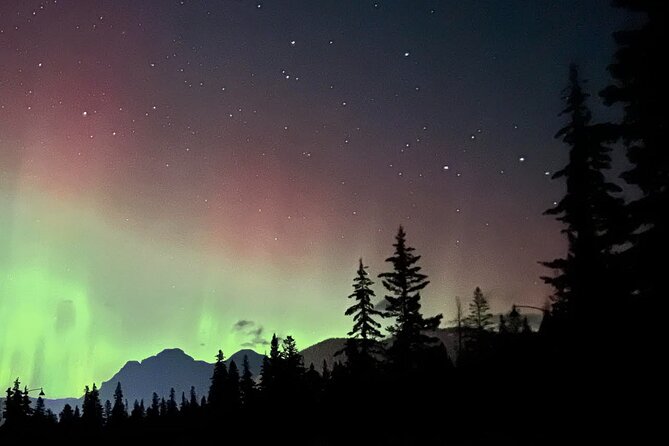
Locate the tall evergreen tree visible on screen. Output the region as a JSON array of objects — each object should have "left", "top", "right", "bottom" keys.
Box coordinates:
[
  {"left": 208, "top": 349, "right": 228, "bottom": 411},
  {"left": 3, "top": 378, "right": 29, "bottom": 423},
  {"left": 159, "top": 398, "right": 167, "bottom": 418},
  {"left": 506, "top": 305, "right": 523, "bottom": 334},
  {"left": 281, "top": 335, "right": 304, "bottom": 376},
  {"left": 600, "top": 2, "right": 668, "bottom": 338},
  {"left": 167, "top": 388, "right": 179, "bottom": 417},
  {"left": 240, "top": 354, "right": 256, "bottom": 406},
  {"left": 542, "top": 64, "right": 624, "bottom": 334},
  {"left": 130, "top": 400, "right": 145, "bottom": 420},
  {"left": 343, "top": 259, "right": 384, "bottom": 365},
  {"left": 21, "top": 387, "right": 31, "bottom": 417},
  {"left": 180, "top": 391, "right": 188, "bottom": 413},
  {"left": 59, "top": 403, "right": 75, "bottom": 425},
  {"left": 464, "top": 287, "right": 493, "bottom": 332},
  {"left": 111, "top": 382, "right": 127, "bottom": 425},
  {"left": 147, "top": 392, "right": 160, "bottom": 419},
  {"left": 225, "top": 361, "right": 242, "bottom": 410},
  {"left": 104, "top": 400, "right": 112, "bottom": 423},
  {"left": 189, "top": 386, "right": 199, "bottom": 409},
  {"left": 33, "top": 394, "right": 46, "bottom": 420},
  {"left": 260, "top": 334, "right": 281, "bottom": 393},
  {"left": 81, "top": 384, "right": 103, "bottom": 429},
  {"left": 378, "top": 226, "right": 443, "bottom": 368}
]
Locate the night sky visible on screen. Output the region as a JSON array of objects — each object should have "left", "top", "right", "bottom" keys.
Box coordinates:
[{"left": 0, "top": 0, "right": 630, "bottom": 397}]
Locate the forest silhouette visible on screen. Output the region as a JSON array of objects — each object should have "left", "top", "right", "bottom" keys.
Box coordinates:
[{"left": 1, "top": 1, "right": 664, "bottom": 444}]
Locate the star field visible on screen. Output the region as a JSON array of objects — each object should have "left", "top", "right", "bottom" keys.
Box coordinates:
[{"left": 0, "top": 0, "right": 629, "bottom": 397}]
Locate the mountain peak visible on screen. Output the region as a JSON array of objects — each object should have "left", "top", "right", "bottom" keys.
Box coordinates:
[{"left": 140, "top": 348, "right": 194, "bottom": 365}]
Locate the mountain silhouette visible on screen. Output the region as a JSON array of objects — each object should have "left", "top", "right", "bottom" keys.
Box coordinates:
[
  {"left": 99, "top": 348, "right": 264, "bottom": 405},
  {"left": 299, "top": 328, "right": 461, "bottom": 372}
]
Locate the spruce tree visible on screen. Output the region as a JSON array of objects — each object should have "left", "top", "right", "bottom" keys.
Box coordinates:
[
  {"left": 111, "top": 382, "right": 127, "bottom": 425},
  {"left": 180, "top": 391, "right": 188, "bottom": 413},
  {"left": 260, "top": 335, "right": 281, "bottom": 393},
  {"left": 208, "top": 349, "right": 228, "bottom": 412},
  {"left": 506, "top": 305, "right": 523, "bottom": 334},
  {"left": 33, "top": 394, "right": 46, "bottom": 420},
  {"left": 59, "top": 404, "right": 75, "bottom": 425},
  {"left": 464, "top": 287, "right": 493, "bottom": 332},
  {"left": 240, "top": 354, "right": 256, "bottom": 406},
  {"left": 543, "top": 64, "right": 624, "bottom": 334},
  {"left": 103, "top": 400, "right": 112, "bottom": 424},
  {"left": 379, "top": 226, "right": 443, "bottom": 368},
  {"left": 281, "top": 335, "right": 304, "bottom": 377},
  {"left": 130, "top": 400, "right": 145, "bottom": 420},
  {"left": 82, "top": 384, "right": 103, "bottom": 429},
  {"left": 343, "top": 259, "right": 384, "bottom": 366},
  {"left": 147, "top": 392, "right": 160, "bottom": 419},
  {"left": 189, "top": 386, "right": 199, "bottom": 409},
  {"left": 167, "top": 388, "right": 179, "bottom": 417},
  {"left": 600, "top": 2, "right": 668, "bottom": 342},
  {"left": 225, "top": 361, "right": 241, "bottom": 410},
  {"left": 3, "top": 379, "right": 28, "bottom": 423}
]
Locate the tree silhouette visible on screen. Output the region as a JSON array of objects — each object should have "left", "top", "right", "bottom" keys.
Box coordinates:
[
  {"left": 167, "top": 388, "right": 179, "bottom": 418},
  {"left": 281, "top": 335, "right": 304, "bottom": 381},
  {"left": 464, "top": 287, "right": 493, "bottom": 332},
  {"left": 208, "top": 349, "right": 228, "bottom": 412},
  {"left": 59, "top": 404, "right": 74, "bottom": 425},
  {"left": 543, "top": 64, "right": 624, "bottom": 337},
  {"left": 260, "top": 334, "right": 281, "bottom": 394},
  {"left": 225, "top": 361, "right": 241, "bottom": 410},
  {"left": 240, "top": 355, "right": 256, "bottom": 407},
  {"left": 103, "top": 400, "right": 112, "bottom": 423},
  {"left": 600, "top": 1, "right": 668, "bottom": 350},
  {"left": 506, "top": 306, "right": 523, "bottom": 334},
  {"left": 33, "top": 394, "right": 46, "bottom": 423},
  {"left": 147, "top": 392, "right": 160, "bottom": 420},
  {"left": 378, "top": 225, "right": 443, "bottom": 370},
  {"left": 82, "top": 384, "right": 103, "bottom": 429},
  {"left": 3, "top": 378, "right": 29, "bottom": 424},
  {"left": 110, "top": 382, "right": 127, "bottom": 425},
  {"left": 342, "top": 258, "right": 384, "bottom": 369},
  {"left": 130, "top": 400, "right": 145, "bottom": 420},
  {"left": 189, "top": 386, "right": 199, "bottom": 409}
]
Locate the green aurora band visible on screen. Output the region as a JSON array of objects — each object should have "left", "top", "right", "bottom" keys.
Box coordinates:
[{"left": 0, "top": 187, "right": 357, "bottom": 398}]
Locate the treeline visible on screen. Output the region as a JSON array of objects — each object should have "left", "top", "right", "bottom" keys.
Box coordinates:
[
  {"left": 1, "top": 227, "right": 542, "bottom": 444},
  {"left": 1, "top": 1, "right": 665, "bottom": 443}
]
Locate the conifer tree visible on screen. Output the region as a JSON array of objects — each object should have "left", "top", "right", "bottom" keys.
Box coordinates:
[
  {"left": 343, "top": 259, "right": 384, "bottom": 366},
  {"left": 82, "top": 384, "right": 103, "bottom": 428},
  {"left": 111, "top": 382, "right": 127, "bottom": 424},
  {"left": 33, "top": 394, "right": 46, "bottom": 420},
  {"left": 506, "top": 306, "right": 523, "bottom": 334},
  {"left": 59, "top": 404, "right": 75, "bottom": 425},
  {"left": 543, "top": 64, "right": 624, "bottom": 333},
  {"left": 240, "top": 354, "right": 256, "bottom": 406},
  {"left": 180, "top": 391, "right": 188, "bottom": 413},
  {"left": 464, "top": 287, "right": 493, "bottom": 332},
  {"left": 208, "top": 349, "right": 228, "bottom": 411},
  {"left": 147, "top": 392, "right": 160, "bottom": 419},
  {"left": 378, "top": 226, "right": 443, "bottom": 368},
  {"left": 225, "top": 361, "right": 242, "bottom": 410},
  {"left": 167, "top": 388, "right": 179, "bottom": 417},
  {"left": 189, "top": 386, "right": 199, "bottom": 409},
  {"left": 104, "top": 400, "right": 112, "bottom": 423},
  {"left": 600, "top": 2, "right": 668, "bottom": 341},
  {"left": 130, "top": 400, "right": 145, "bottom": 420}
]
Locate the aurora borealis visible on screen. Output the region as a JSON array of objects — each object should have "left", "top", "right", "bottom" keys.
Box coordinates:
[{"left": 1, "top": 1, "right": 629, "bottom": 398}]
